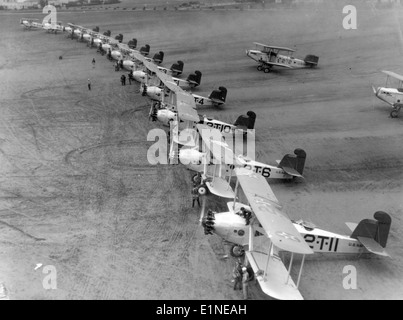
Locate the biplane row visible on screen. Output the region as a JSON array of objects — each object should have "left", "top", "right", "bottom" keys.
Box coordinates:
[{"left": 23, "top": 17, "right": 393, "bottom": 301}]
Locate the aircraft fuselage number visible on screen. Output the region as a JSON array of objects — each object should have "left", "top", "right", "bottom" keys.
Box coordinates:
[
  {"left": 204, "top": 121, "right": 232, "bottom": 133},
  {"left": 194, "top": 97, "right": 204, "bottom": 105},
  {"left": 304, "top": 234, "right": 340, "bottom": 252},
  {"left": 243, "top": 164, "right": 271, "bottom": 178}
]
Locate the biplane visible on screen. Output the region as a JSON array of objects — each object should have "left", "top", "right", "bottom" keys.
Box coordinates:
[
  {"left": 195, "top": 131, "right": 391, "bottom": 299},
  {"left": 141, "top": 63, "right": 254, "bottom": 138},
  {"left": 20, "top": 18, "right": 43, "bottom": 30},
  {"left": 373, "top": 70, "right": 403, "bottom": 118},
  {"left": 43, "top": 21, "right": 65, "bottom": 33},
  {"left": 140, "top": 60, "right": 227, "bottom": 107},
  {"left": 201, "top": 169, "right": 391, "bottom": 300},
  {"left": 246, "top": 42, "right": 319, "bottom": 73},
  {"left": 186, "top": 124, "right": 305, "bottom": 197},
  {"left": 131, "top": 57, "right": 201, "bottom": 89}
]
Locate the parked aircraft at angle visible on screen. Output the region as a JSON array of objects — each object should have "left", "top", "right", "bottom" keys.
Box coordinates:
[
  {"left": 185, "top": 124, "right": 305, "bottom": 197},
  {"left": 20, "top": 18, "right": 44, "bottom": 30},
  {"left": 129, "top": 56, "right": 202, "bottom": 89},
  {"left": 141, "top": 60, "right": 227, "bottom": 108},
  {"left": 373, "top": 70, "right": 403, "bottom": 118},
  {"left": 197, "top": 140, "right": 391, "bottom": 299},
  {"left": 140, "top": 63, "right": 254, "bottom": 137},
  {"left": 246, "top": 42, "right": 319, "bottom": 73}
]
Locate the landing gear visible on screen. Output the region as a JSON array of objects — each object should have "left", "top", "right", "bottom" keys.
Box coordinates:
[
  {"left": 257, "top": 64, "right": 271, "bottom": 73},
  {"left": 198, "top": 185, "right": 208, "bottom": 196},
  {"left": 230, "top": 244, "right": 245, "bottom": 258}
]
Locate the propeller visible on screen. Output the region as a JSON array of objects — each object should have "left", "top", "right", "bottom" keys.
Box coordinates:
[{"left": 199, "top": 196, "right": 206, "bottom": 226}]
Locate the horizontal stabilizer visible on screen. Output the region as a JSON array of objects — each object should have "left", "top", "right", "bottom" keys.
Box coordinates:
[
  {"left": 246, "top": 251, "right": 304, "bottom": 300},
  {"left": 281, "top": 166, "right": 303, "bottom": 178},
  {"left": 358, "top": 237, "right": 390, "bottom": 257}
]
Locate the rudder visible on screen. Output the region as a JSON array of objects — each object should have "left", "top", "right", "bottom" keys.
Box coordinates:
[
  {"left": 351, "top": 211, "right": 391, "bottom": 248},
  {"left": 278, "top": 149, "right": 307, "bottom": 175}
]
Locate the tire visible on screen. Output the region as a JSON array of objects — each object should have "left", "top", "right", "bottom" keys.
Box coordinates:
[
  {"left": 264, "top": 67, "right": 271, "bottom": 73},
  {"left": 230, "top": 244, "right": 245, "bottom": 258},
  {"left": 198, "top": 185, "right": 207, "bottom": 195},
  {"left": 390, "top": 110, "right": 399, "bottom": 118},
  {"left": 257, "top": 65, "right": 263, "bottom": 71},
  {"left": 192, "top": 174, "right": 201, "bottom": 184}
]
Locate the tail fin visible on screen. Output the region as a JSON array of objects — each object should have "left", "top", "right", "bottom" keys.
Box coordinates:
[
  {"left": 171, "top": 61, "right": 184, "bottom": 75},
  {"left": 208, "top": 87, "right": 227, "bottom": 105},
  {"left": 153, "top": 51, "right": 164, "bottom": 64},
  {"left": 304, "top": 55, "right": 319, "bottom": 67},
  {"left": 233, "top": 111, "right": 256, "bottom": 130},
  {"left": 186, "top": 70, "right": 202, "bottom": 86},
  {"left": 128, "top": 38, "right": 137, "bottom": 49},
  {"left": 140, "top": 44, "right": 150, "bottom": 56},
  {"left": 115, "top": 33, "right": 123, "bottom": 43},
  {"left": 351, "top": 211, "right": 391, "bottom": 249},
  {"left": 278, "top": 149, "right": 306, "bottom": 177}
]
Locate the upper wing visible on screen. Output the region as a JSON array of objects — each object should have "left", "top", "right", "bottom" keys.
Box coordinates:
[
  {"left": 254, "top": 42, "right": 295, "bottom": 53},
  {"left": 235, "top": 167, "right": 313, "bottom": 255},
  {"left": 176, "top": 91, "right": 199, "bottom": 122},
  {"left": 382, "top": 70, "right": 403, "bottom": 82},
  {"left": 147, "top": 65, "right": 198, "bottom": 121}
]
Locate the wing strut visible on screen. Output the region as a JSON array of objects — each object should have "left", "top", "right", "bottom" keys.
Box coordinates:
[
  {"left": 286, "top": 253, "right": 294, "bottom": 284},
  {"left": 232, "top": 178, "right": 239, "bottom": 211},
  {"left": 263, "top": 242, "right": 273, "bottom": 280},
  {"left": 296, "top": 255, "right": 306, "bottom": 289}
]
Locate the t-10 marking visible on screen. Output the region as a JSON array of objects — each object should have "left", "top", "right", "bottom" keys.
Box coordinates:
[{"left": 204, "top": 121, "right": 232, "bottom": 133}]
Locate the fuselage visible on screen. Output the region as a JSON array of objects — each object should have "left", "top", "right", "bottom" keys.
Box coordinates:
[
  {"left": 144, "top": 85, "right": 218, "bottom": 107},
  {"left": 210, "top": 208, "right": 369, "bottom": 255},
  {"left": 374, "top": 87, "right": 403, "bottom": 106},
  {"left": 246, "top": 50, "right": 309, "bottom": 69}
]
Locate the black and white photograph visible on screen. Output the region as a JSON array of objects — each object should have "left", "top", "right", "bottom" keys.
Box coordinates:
[{"left": 0, "top": 0, "right": 402, "bottom": 303}]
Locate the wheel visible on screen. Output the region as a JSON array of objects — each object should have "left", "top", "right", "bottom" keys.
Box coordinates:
[
  {"left": 198, "top": 185, "right": 207, "bottom": 195},
  {"left": 263, "top": 67, "right": 271, "bottom": 73},
  {"left": 257, "top": 65, "right": 263, "bottom": 71},
  {"left": 192, "top": 174, "right": 201, "bottom": 184},
  {"left": 390, "top": 110, "right": 399, "bottom": 118},
  {"left": 230, "top": 244, "right": 245, "bottom": 258}
]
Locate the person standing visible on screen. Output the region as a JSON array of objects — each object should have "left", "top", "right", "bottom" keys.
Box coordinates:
[
  {"left": 87, "top": 79, "right": 91, "bottom": 91},
  {"left": 242, "top": 267, "right": 249, "bottom": 300},
  {"left": 92, "top": 58, "right": 96, "bottom": 68},
  {"left": 232, "top": 261, "right": 243, "bottom": 291}
]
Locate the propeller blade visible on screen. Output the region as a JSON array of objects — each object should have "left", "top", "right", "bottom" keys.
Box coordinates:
[{"left": 199, "top": 196, "right": 206, "bottom": 226}]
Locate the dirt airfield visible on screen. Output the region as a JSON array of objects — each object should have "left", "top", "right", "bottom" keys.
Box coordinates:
[{"left": 1, "top": 2, "right": 403, "bottom": 300}]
